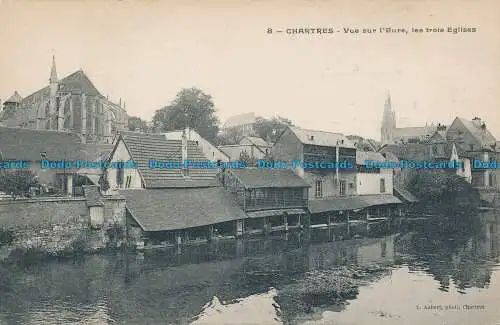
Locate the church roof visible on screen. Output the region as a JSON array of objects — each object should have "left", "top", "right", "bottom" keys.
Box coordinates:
[
  {"left": 23, "top": 69, "right": 103, "bottom": 103},
  {"left": 393, "top": 126, "right": 436, "bottom": 139},
  {"left": 4, "top": 91, "right": 23, "bottom": 104},
  {"left": 222, "top": 112, "right": 256, "bottom": 128}
]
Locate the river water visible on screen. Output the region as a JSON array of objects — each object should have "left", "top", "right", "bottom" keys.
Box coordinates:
[{"left": 0, "top": 213, "right": 499, "bottom": 325}]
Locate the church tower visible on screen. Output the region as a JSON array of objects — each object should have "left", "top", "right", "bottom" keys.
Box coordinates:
[
  {"left": 381, "top": 92, "right": 396, "bottom": 144},
  {"left": 48, "top": 55, "right": 59, "bottom": 130}
]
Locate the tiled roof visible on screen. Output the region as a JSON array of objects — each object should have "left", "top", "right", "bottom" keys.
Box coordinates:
[
  {"left": 241, "top": 136, "right": 269, "bottom": 147},
  {"left": 222, "top": 112, "right": 256, "bottom": 128},
  {"left": 83, "top": 185, "right": 104, "bottom": 207},
  {"left": 228, "top": 168, "right": 310, "bottom": 189},
  {"left": 379, "top": 143, "right": 431, "bottom": 161},
  {"left": 455, "top": 117, "right": 496, "bottom": 148},
  {"left": 119, "top": 131, "right": 219, "bottom": 188},
  {"left": 288, "top": 126, "right": 355, "bottom": 148},
  {"left": 121, "top": 187, "right": 246, "bottom": 231},
  {"left": 0, "top": 126, "right": 85, "bottom": 161},
  {"left": 5, "top": 91, "right": 22, "bottom": 104},
  {"left": 309, "top": 195, "right": 402, "bottom": 214},
  {"left": 393, "top": 185, "right": 419, "bottom": 203},
  {"left": 393, "top": 126, "right": 436, "bottom": 139},
  {"left": 356, "top": 151, "right": 386, "bottom": 165}
]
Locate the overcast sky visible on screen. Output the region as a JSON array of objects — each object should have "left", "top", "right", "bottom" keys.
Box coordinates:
[{"left": 1, "top": 0, "right": 499, "bottom": 140}]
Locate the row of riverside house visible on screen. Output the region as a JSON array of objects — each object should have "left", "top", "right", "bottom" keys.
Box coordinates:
[{"left": 2, "top": 119, "right": 499, "bottom": 248}]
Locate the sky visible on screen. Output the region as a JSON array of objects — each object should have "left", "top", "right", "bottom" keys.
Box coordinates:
[{"left": 1, "top": 0, "right": 499, "bottom": 141}]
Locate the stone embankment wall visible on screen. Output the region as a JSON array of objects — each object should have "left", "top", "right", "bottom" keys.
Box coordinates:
[{"left": 0, "top": 195, "right": 126, "bottom": 261}]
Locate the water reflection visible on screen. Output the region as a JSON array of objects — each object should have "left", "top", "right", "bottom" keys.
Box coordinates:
[{"left": 0, "top": 212, "right": 498, "bottom": 325}]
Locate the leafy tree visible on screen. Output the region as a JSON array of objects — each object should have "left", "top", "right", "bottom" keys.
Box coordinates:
[
  {"left": 239, "top": 150, "right": 257, "bottom": 167},
  {"left": 254, "top": 116, "right": 293, "bottom": 143},
  {"left": 0, "top": 170, "right": 38, "bottom": 198},
  {"left": 128, "top": 116, "right": 149, "bottom": 132},
  {"left": 98, "top": 169, "right": 110, "bottom": 192},
  {"left": 217, "top": 127, "right": 244, "bottom": 145},
  {"left": 409, "top": 172, "right": 480, "bottom": 216},
  {"left": 153, "top": 88, "right": 220, "bottom": 143}
]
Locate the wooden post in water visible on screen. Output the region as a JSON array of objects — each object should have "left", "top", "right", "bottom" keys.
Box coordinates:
[
  {"left": 283, "top": 214, "right": 288, "bottom": 232},
  {"left": 236, "top": 219, "right": 244, "bottom": 238},
  {"left": 208, "top": 225, "right": 214, "bottom": 242}
]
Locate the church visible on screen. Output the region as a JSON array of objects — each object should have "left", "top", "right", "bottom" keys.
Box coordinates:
[
  {"left": 380, "top": 92, "right": 438, "bottom": 145},
  {"left": 0, "top": 57, "right": 128, "bottom": 144}
]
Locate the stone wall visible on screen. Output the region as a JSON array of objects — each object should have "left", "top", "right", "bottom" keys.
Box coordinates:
[{"left": 0, "top": 195, "right": 126, "bottom": 260}]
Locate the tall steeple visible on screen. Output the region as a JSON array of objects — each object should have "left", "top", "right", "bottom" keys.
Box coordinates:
[
  {"left": 381, "top": 91, "right": 396, "bottom": 144},
  {"left": 49, "top": 55, "right": 58, "bottom": 83}
]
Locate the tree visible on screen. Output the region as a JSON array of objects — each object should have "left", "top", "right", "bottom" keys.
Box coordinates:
[
  {"left": 98, "top": 169, "right": 110, "bottom": 192},
  {"left": 409, "top": 172, "right": 480, "bottom": 216},
  {"left": 0, "top": 170, "right": 38, "bottom": 198},
  {"left": 153, "top": 88, "right": 220, "bottom": 143},
  {"left": 216, "top": 127, "right": 244, "bottom": 145},
  {"left": 128, "top": 116, "right": 149, "bottom": 132},
  {"left": 239, "top": 150, "right": 257, "bottom": 167},
  {"left": 254, "top": 116, "right": 293, "bottom": 143}
]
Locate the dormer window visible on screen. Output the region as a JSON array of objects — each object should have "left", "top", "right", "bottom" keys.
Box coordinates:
[{"left": 310, "top": 135, "right": 314, "bottom": 141}]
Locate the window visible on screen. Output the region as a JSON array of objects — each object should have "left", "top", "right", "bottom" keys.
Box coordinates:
[
  {"left": 380, "top": 178, "right": 386, "bottom": 193},
  {"left": 116, "top": 166, "right": 124, "bottom": 187},
  {"left": 315, "top": 180, "right": 323, "bottom": 198},
  {"left": 125, "top": 175, "right": 132, "bottom": 188},
  {"left": 339, "top": 180, "right": 346, "bottom": 197}
]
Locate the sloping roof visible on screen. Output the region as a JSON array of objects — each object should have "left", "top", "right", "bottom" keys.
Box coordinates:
[
  {"left": 393, "top": 126, "right": 436, "bottom": 139},
  {"left": 122, "top": 187, "right": 246, "bottom": 231},
  {"left": 241, "top": 136, "right": 269, "bottom": 147},
  {"left": 222, "top": 112, "right": 256, "bottom": 128},
  {"left": 118, "top": 131, "right": 219, "bottom": 188},
  {"left": 455, "top": 117, "right": 496, "bottom": 148},
  {"left": 58, "top": 70, "right": 103, "bottom": 97},
  {"left": 0, "top": 126, "right": 85, "bottom": 161},
  {"left": 309, "top": 195, "right": 402, "bottom": 214},
  {"left": 394, "top": 185, "right": 419, "bottom": 203},
  {"left": 228, "top": 168, "right": 310, "bottom": 189},
  {"left": 356, "top": 151, "right": 386, "bottom": 165},
  {"left": 83, "top": 185, "right": 104, "bottom": 207},
  {"left": 378, "top": 143, "right": 431, "bottom": 161},
  {"left": 5, "top": 91, "right": 22, "bottom": 104},
  {"left": 287, "top": 126, "right": 355, "bottom": 148},
  {"left": 218, "top": 145, "right": 248, "bottom": 160}
]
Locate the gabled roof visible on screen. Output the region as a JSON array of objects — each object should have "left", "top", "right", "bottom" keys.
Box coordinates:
[
  {"left": 222, "top": 112, "right": 256, "bottom": 128},
  {"left": 393, "top": 126, "right": 436, "bottom": 139},
  {"left": 0, "top": 126, "right": 85, "bottom": 161},
  {"left": 356, "top": 151, "right": 386, "bottom": 165},
  {"left": 117, "top": 131, "right": 219, "bottom": 188},
  {"left": 228, "top": 168, "right": 310, "bottom": 189},
  {"left": 23, "top": 69, "right": 103, "bottom": 103},
  {"left": 451, "top": 117, "right": 496, "bottom": 148},
  {"left": 378, "top": 143, "right": 431, "bottom": 161},
  {"left": 240, "top": 136, "right": 269, "bottom": 147},
  {"left": 122, "top": 187, "right": 246, "bottom": 232},
  {"left": 4, "top": 91, "right": 22, "bottom": 104},
  {"left": 58, "top": 70, "right": 103, "bottom": 97},
  {"left": 287, "top": 126, "right": 355, "bottom": 148}
]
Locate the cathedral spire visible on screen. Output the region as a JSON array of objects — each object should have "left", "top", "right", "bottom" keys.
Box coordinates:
[
  {"left": 381, "top": 91, "right": 396, "bottom": 144},
  {"left": 50, "top": 55, "right": 58, "bottom": 83}
]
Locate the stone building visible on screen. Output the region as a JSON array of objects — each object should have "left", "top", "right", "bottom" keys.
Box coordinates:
[
  {"left": 380, "top": 92, "right": 438, "bottom": 145},
  {"left": 0, "top": 56, "right": 128, "bottom": 143}
]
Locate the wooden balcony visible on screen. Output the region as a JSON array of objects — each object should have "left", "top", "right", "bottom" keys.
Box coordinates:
[{"left": 242, "top": 197, "right": 308, "bottom": 212}]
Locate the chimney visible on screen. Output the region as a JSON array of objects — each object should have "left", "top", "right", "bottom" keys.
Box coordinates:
[{"left": 472, "top": 117, "right": 482, "bottom": 127}]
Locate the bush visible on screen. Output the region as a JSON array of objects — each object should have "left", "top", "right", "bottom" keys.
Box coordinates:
[{"left": 409, "top": 172, "right": 480, "bottom": 215}]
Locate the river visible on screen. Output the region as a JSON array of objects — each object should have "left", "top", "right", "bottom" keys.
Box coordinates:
[{"left": 0, "top": 213, "right": 499, "bottom": 325}]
